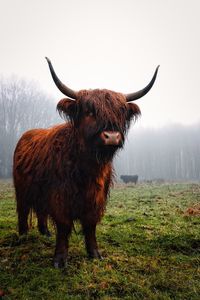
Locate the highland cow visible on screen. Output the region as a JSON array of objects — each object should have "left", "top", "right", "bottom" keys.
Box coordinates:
[
  {"left": 13, "top": 58, "right": 159, "bottom": 267},
  {"left": 120, "top": 175, "right": 139, "bottom": 184}
]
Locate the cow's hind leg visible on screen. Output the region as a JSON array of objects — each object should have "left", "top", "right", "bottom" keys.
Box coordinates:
[
  {"left": 16, "top": 198, "right": 30, "bottom": 235},
  {"left": 36, "top": 212, "right": 51, "bottom": 237},
  {"left": 81, "top": 221, "right": 102, "bottom": 259},
  {"left": 53, "top": 221, "right": 72, "bottom": 268}
]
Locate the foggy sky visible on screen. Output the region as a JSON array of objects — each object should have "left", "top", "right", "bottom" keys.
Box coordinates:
[{"left": 0, "top": 0, "right": 200, "bottom": 128}]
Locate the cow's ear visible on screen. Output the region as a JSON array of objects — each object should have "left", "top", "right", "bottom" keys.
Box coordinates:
[
  {"left": 127, "top": 103, "right": 141, "bottom": 120},
  {"left": 57, "top": 98, "right": 77, "bottom": 119}
]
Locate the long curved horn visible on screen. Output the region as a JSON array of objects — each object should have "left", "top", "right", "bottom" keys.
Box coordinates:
[
  {"left": 125, "top": 65, "right": 160, "bottom": 102},
  {"left": 45, "top": 57, "right": 77, "bottom": 99}
]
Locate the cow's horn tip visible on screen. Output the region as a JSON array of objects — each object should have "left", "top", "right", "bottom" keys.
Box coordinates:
[{"left": 45, "top": 57, "right": 51, "bottom": 63}]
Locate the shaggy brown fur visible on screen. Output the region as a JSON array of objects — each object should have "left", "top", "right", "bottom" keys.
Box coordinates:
[{"left": 13, "top": 89, "right": 140, "bottom": 267}]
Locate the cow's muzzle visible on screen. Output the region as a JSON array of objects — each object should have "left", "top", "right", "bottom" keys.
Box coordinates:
[{"left": 100, "top": 131, "right": 122, "bottom": 146}]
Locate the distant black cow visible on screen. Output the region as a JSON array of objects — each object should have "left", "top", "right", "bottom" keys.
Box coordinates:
[{"left": 120, "top": 175, "right": 138, "bottom": 184}]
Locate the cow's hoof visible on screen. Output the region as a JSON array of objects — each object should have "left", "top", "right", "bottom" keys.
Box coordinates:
[
  {"left": 53, "top": 255, "right": 67, "bottom": 268},
  {"left": 88, "top": 249, "right": 103, "bottom": 260},
  {"left": 39, "top": 227, "right": 52, "bottom": 237},
  {"left": 43, "top": 230, "right": 52, "bottom": 238},
  {"left": 18, "top": 230, "right": 28, "bottom": 236}
]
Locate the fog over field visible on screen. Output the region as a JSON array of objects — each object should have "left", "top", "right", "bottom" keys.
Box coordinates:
[
  {"left": 115, "top": 123, "right": 200, "bottom": 181},
  {"left": 0, "top": 76, "right": 199, "bottom": 180}
]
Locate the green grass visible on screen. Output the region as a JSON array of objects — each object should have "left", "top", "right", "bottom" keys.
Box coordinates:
[{"left": 0, "top": 180, "right": 200, "bottom": 299}]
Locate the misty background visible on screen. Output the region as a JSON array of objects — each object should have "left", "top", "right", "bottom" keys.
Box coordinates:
[{"left": 0, "top": 0, "right": 200, "bottom": 181}]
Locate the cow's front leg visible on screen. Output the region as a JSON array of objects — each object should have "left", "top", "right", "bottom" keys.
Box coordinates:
[
  {"left": 81, "top": 221, "right": 102, "bottom": 259},
  {"left": 37, "top": 212, "right": 51, "bottom": 237},
  {"left": 54, "top": 221, "right": 72, "bottom": 268}
]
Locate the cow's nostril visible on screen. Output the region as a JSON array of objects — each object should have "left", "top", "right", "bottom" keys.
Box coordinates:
[{"left": 104, "top": 133, "right": 109, "bottom": 139}]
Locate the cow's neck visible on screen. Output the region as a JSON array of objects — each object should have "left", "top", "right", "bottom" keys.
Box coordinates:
[
  {"left": 77, "top": 150, "right": 112, "bottom": 177},
  {"left": 71, "top": 147, "right": 112, "bottom": 181}
]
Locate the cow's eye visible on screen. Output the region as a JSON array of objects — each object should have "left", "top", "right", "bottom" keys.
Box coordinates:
[
  {"left": 120, "top": 106, "right": 127, "bottom": 115},
  {"left": 85, "top": 110, "right": 94, "bottom": 117}
]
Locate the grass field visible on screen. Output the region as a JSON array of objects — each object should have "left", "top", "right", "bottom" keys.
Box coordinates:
[{"left": 0, "top": 180, "right": 200, "bottom": 299}]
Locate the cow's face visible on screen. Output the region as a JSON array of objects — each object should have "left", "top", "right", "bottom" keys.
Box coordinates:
[
  {"left": 45, "top": 57, "right": 159, "bottom": 157},
  {"left": 57, "top": 89, "right": 140, "bottom": 154}
]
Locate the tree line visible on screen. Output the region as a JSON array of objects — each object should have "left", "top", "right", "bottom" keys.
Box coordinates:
[
  {"left": 115, "top": 124, "right": 200, "bottom": 182},
  {"left": 0, "top": 76, "right": 199, "bottom": 181},
  {"left": 0, "top": 76, "right": 60, "bottom": 177}
]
